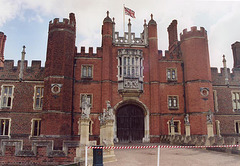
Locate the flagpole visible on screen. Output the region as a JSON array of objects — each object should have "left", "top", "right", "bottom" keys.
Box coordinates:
[{"left": 123, "top": 4, "right": 125, "bottom": 35}]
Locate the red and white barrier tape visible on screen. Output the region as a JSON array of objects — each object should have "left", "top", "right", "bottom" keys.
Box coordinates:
[{"left": 88, "top": 145, "right": 239, "bottom": 150}]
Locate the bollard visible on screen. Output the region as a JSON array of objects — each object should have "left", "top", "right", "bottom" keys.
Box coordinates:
[
  {"left": 157, "top": 145, "right": 160, "bottom": 166},
  {"left": 93, "top": 146, "right": 103, "bottom": 166}
]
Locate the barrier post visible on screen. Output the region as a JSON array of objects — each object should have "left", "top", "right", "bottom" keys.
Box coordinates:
[
  {"left": 85, "top": 145, "right": 87, "bottom": 166},
  {"left": 157, "top": 145, "right": 160, "bottom": 166}
]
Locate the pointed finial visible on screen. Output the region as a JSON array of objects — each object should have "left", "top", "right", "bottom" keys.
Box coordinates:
[
  {"left": 22, "top": 45, "right": 26, "bottom": 53},
  {"left": 222, "top": 54, "right": 226, "bottom": 63},
  {"left": 107, "top": 11, "right": 109, "bottom": 17},
  {"left": 113, "top": 17, "right": 115, "bottom": 22},
  {"left": 151, "top": 14, "right": 153, "bottom": 20},
  {"left": 144, "top": 19, "right": 146, "bottom": 24},
  {"left": 129, "top": 18, "right": 131, "bottom": 23}
]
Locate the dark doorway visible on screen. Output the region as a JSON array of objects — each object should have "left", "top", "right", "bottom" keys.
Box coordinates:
[{"left": 117, "top": 104, "right": 144, "bottom": 142}]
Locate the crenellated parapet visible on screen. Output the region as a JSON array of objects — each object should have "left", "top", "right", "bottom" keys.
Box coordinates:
[
  {"left": 180, "top": 27, "right": 207, "bottom": 41},
  {"left": 160, "top": 50, "right": 182, "bottom": 61},
  {"left": 211, "top": 67, "right": 240, "bottom": 86},
  {"left": 75, "top": 46, "right": 101, "bottom": 58},
  {"left": 49, "top": 13, "right": 76, "bottom": 34},
  {"left": 0, "top": 60, "right": 44, "bottom": 80},
  {"left": 112, "top": 18, "right": 148, "bottom": 47}
]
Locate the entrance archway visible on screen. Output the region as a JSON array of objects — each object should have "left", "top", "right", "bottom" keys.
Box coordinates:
[{"left": 116, "top": 104, "right": 144, "bottom": 142}]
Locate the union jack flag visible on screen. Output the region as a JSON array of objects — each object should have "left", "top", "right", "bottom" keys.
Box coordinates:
[{"left": 124, "top": 7, "right": 135, "bottom": 18}]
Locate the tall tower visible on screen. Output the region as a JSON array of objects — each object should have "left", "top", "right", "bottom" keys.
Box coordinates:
[
  {"left": 180, "top": 27, "right": 214, "bottom": 135},
  {"left": 232, "top": 41, "right": 240, "bottom": 68},
  {"left": 148, "top": 14, "right": 160, "bottom": 136},
  {"left": 42, "top": 13, "right": 76, "bottom": 137},
  {"left": 101, "top": 11, "right": 113, "bottom": 107},
  {"left": 0, "top": 32, "right": 6, "bottom": 67}
]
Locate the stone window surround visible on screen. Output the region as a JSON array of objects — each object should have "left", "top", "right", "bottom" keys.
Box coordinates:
[
  {"left": 81, "top": 64, "right": 93, "bottom": 79},
  {"left": 117, "top": 49, "right": 144, "bottom": 82},
  {"left": 0, "top": 118, "right": 11, "bottom": 137},
  {"left": 231, "top": 91, "right": 240, "bottom": 112},
  {"left": 166, "top": 68, "right": 177, "bottom": 81},
  {"left": 33, "top": 85, "right": 44, "bottom": 110},
  {"left": 167, "top": 95, "right": 179, "bottom": 110},
  {"left": 80, "top": 93, "right": 93, "bottom": 108},
  {"left": 0, "top": 84, "right": 15, "bottom": 109},
  {"left": 30, "top": 118, "right": 41, "bottom": 137},
  {"left": 167, "top": 120, "right": 181, "bottom": 135}
]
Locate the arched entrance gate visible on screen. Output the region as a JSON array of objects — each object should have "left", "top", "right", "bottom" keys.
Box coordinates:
[{"left": 116, "top": 104, "right": 145, "bottom": 142}]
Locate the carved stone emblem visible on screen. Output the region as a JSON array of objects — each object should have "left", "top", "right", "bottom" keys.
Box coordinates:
[{"left": 124, "top": 79, "right": 139, "bottom": 89}]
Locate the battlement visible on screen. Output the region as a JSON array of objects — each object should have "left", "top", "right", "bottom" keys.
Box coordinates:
[
  {"left": 160, "top": 50, "right": 182, "bottom": 61},
  {"left": 211, "top": 67, "right": 240, "bottom": 85},
  {"left": 112, "top": 18, "right": 148, "bottom": 47},
  {"left": 75, "top": 46, "right": 101, "bottom": 57},
  {"left": 49, "top": 13, "right": 76, "bottom": 33},
  {"left": 0, "top": 60, "right": 45, "bottom": 80},
  {"left": 180, "top": 26, "right": 207, "bottom": 41}
]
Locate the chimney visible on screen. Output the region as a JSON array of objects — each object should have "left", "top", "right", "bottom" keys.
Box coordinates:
[
  {"left": 19, "top": 46, "right": 26, "bottom": 81},
  {"left": 0, "top": 32, "right": 7, "bottom": 67}
]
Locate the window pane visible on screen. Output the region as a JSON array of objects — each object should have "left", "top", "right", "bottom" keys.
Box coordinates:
[
  {"left": 136, "top": 67, "right": 139, "bottom": 76},
  {"left": 5, "top": 120, "right": 9, "bottom": 135},
  {"left": 41, "top": 88, "right": 44, "bottom": 96},
  {"left": 173, "top": 98, "right": 177, "bottom": 107},
  {"left": 40, "top": 98, "right": 43, "bottom": 108},
  {"left": 124, "top": 57, "right": 126, "bottom": 65},
  {"left": 88, "top": 66, "right": 92, "bottom": 77},
  {"left": 36, "top": 88, "right": 40, "bottom": 97},
  {"left": 38, "top": 121, "right": 41, "bottom": 136},
  {"left": 4, "top": 87, "right": 8, "bottom": 95},
  {"left": 8, "top": 87, "right": 12, "bottom": 95},
  {"left": 132, "top": 67, "right": 135, "bottom": 77},
  {"left": 167, "top": 70, "right": 171, "bottom": 79},
  {"left": 2, "top": 97, "right": 6, "bottom": 106},
  {"left": 168, "top": 97, "right": 172, "bottom": 107},
  {"left": 7, "top": 97, "right": 11, "bottom": 107},
  {"left": 83, "top": 66, "right": 87, "bottom": 76},
  {"left": 36, "top": 98, "right": 40, "bottom": 108},
  {"left": 174, "top": 122, "right": 179, "bottom": 133},
  {"left": 172, "top": 70, "right": 175, "bottom": 79},
  {"left": 127, "top": 67, "right": 130, "bottom": 76},
  {"left": 119, "top": 57, "right": 122, "bottom": 65},
  {"left": 0, "top": 120, "right": 3, "bottom": 135},
  {"left": 34, "top": 121, "right": 38, "bottom": 136},
  {"left": 236, "top": 122, "right": 239, "bottom": 133},
  {"left": 233, "top": 101, "right": 237, "bottom": 109},
  {"left": 120, "top": 67, "right": 122, "bottom": 76}
]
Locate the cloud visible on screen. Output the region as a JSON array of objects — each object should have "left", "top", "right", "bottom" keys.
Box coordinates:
[{"left": 0, "top": 0, "right": 240, "bottom": 69}]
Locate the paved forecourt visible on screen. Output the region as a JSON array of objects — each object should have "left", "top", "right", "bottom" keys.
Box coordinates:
[{"left": 104, "top": 143, "right": 240, "bottom": 166}]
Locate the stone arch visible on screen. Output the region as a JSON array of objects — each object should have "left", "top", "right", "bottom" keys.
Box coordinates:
[{"left": 113, "top": 99, "right": 150, "bottom": 142}]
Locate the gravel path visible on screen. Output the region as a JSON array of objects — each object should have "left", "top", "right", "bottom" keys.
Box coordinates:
[{"left": 104, "top": 143, "right": 240, "bottom": 166}]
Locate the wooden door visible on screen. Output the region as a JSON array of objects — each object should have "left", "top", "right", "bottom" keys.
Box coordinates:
[{"left": 117, "top": 105, "right": 144, "bottom": 142}]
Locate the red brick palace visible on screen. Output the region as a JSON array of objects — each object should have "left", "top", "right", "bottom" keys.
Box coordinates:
[{"left": 0, "top": 12, "right": 240, "bottom": 165}]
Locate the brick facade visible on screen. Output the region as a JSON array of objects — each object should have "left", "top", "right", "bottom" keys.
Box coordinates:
[{"left": 0, "top": 12, "right": 240, "bottom": 164}]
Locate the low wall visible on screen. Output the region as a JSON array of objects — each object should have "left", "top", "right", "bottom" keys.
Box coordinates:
[{"left": 0, "top": 139, "right": 79, "bottom": 165}]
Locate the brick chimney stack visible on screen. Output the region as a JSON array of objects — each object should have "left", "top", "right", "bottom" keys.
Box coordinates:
[{"left": 0, "top": 32, "right": 7, "bottom": 67}]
